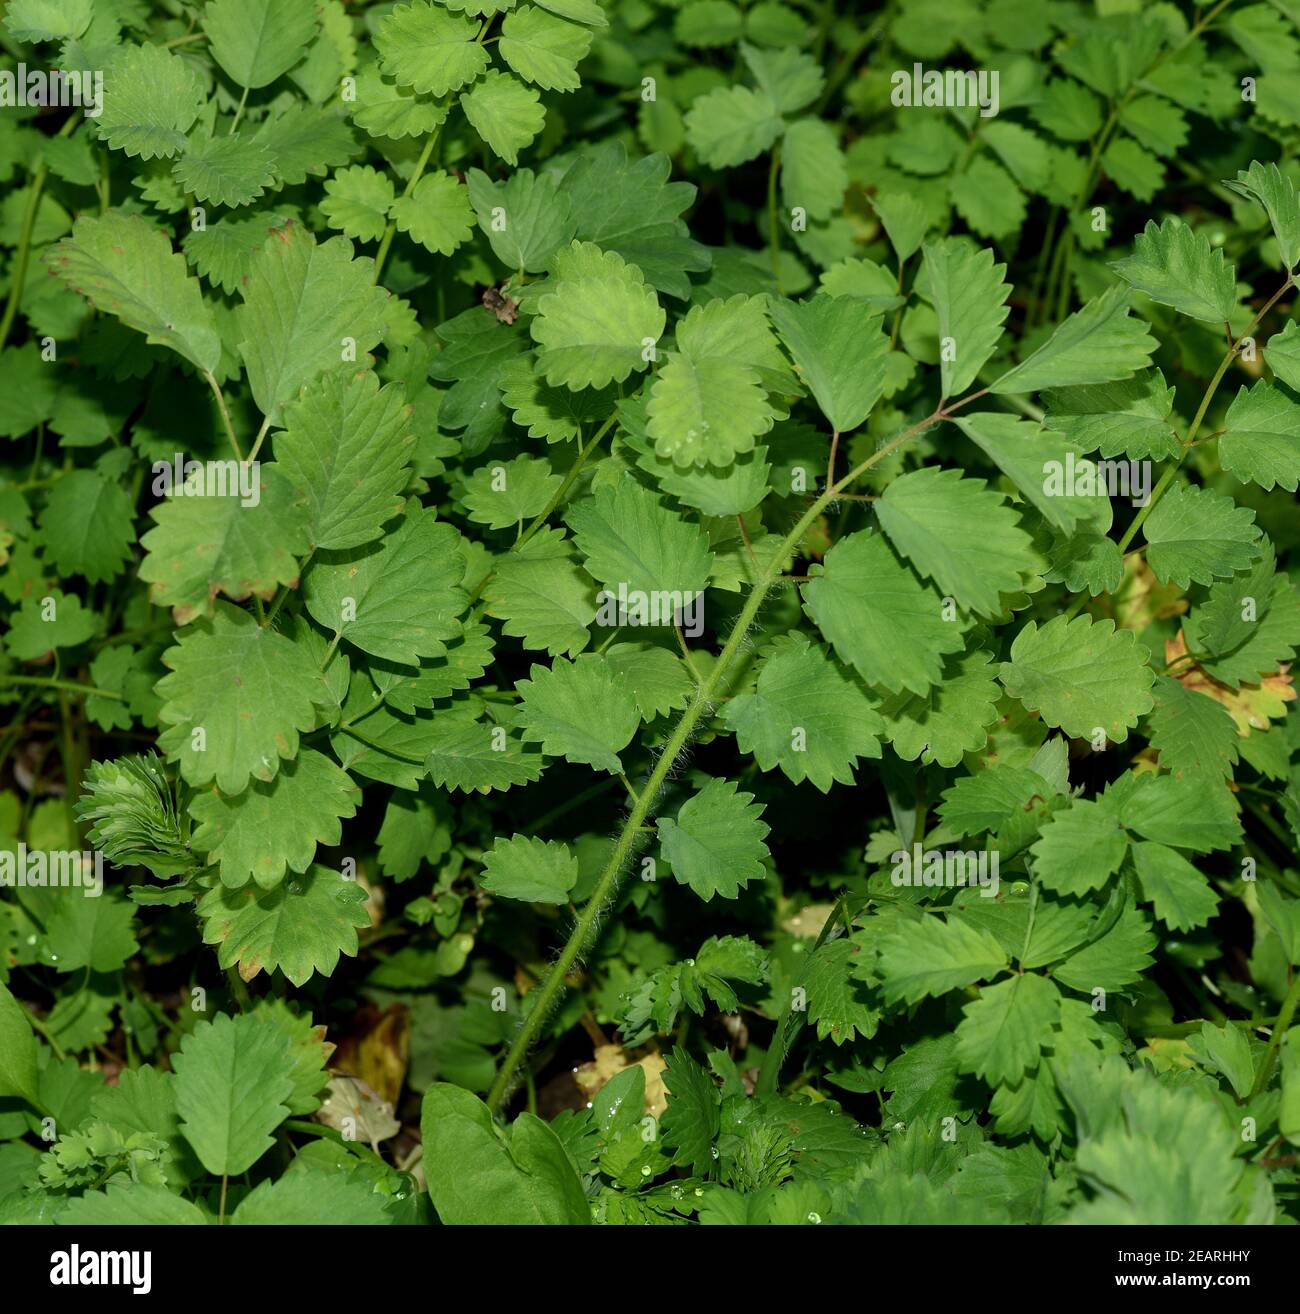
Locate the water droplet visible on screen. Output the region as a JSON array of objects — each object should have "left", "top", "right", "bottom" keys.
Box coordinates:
[
  {"left": 710, "top": 1145, "right": 719, "bottom": 1159},
  {"left": 694, "top": 1187, "right": 704, "bottom": 1197},
  {"left": 806, "top": 1211, "right": 822, "bottom": 1225},
  {"left": 640, "top": 1165, "right": 652, "bottom": 1176},
  {"left": 288, "top": 880, "right": 303, "bottom": 894},
  {"left": 25, "top": 935, "right": 36, "bottom": 945}
]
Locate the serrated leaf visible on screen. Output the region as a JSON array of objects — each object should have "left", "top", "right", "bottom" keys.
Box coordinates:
[
  {"left": 1042, "top": 370, "right": 1179, "bottom": 460},
  {"left": 1131, "top": 842, "right": 1219, "bottom": 931},
  {"left": 646, "top": 353, "right": 772, "bottom": 468},
  {"left": 376, "top": 1, "right": 489, "bottom": 95},
  {"left": 722, "top": 634, "right": 882, "bottom": 791},
  {"left": 461, "top": 454, "right": 560, "bottom": 529},
  {"left": 47, "top": 211, "right": 221, "bottom": 373},
  {"left": 205, "top": 0, "right": 320, "bottom": 88},
  {"left": 189, "top": 748, "right": 360, "bottom": 889},
  {"left": 921, "top": 238, "right": 1011, "bottom": 399},
  {"left": 172, "top": 1012, "right": 296, "bottom": 1175},
  {"left": 91, "top": 44, "right": 206, "bottom": 161},
  {"left": 138, "top": 465, "right": 310, "bottom": 624},
  {"left": 659, "top": 778, "right": 770, "bottom": 901},
  {"left": 391, "top": 172, "right": 475, "bottom": 256},
  {"left": 1146, "top": 676, "right": 1240, "bottom": 779},
  {"left": 480, "top": 834, "right": 578, "bottom": 903},
  {"left": 236, "top": 222, "right": 389, "bottom": 425},
  {"left": 875, "top": 467, "right": 1034, "bottom": 617},
  {"left": 467, "top": 166, "right": 575, "bottom": 273},
  {"left": 1142, "top": 482, "right": 1262, "bottom": 587},
  {"left": 423, "top": 718, "right": 545, "bottom": 793},
  {"left": 878, "top": 916, "right": 1008, "bottom": 1005},
  {"left": 990, "top": 286, "right": 1155, "bottom": 394},
  {"left": 1111, "top": 217, "right": 1236, "bottom": 323},
  {"left": 499, "top": 4, "right": 593, "bottom": 91},
  {"left": 275, "top": 368, "right": 414, "bottom": 551},
  {"left": 36, "top": 470, "right": 134, "bottom": 584},
  {"left": 602, "top": 642, "right": 693, "bottom": 720},
  {"left": 955, "top": 973, "right": 1060, "bottom": 1087},
  {"left": 1220, "top": 380, "right": 1300, "bottom": 492},
  {"left": 156, "top": 602, "right": 331, "bottom": 792},
  {"left": 460, "top": 70, "right": 546, "bottom": 165},
  {"left": 566, "top": 478, "right": 713, "bottom": 597},
  {"left": 305, "top": 506, "right": 467, "bottom": 663},
  {"left": 516, "top": 654, "right": 640, "bottom": 772},
  {"left": 321, "top": 165, "right": 396, "bottom": 243},
  {"left": 532, "top": 241, "right": 664, "bottom": 390},
  {"left": 768, "top": 295, "right": 889, "bottom": 433},
  {"left": 880, "top": 647, "right": 1001, "bottom": 768},
  {"left": 199, "top": 864, "right": 370, "bottom": 986},
  {"left": 1031, "top": 799, "right": 1128, "bottom": 895},
  {"left": 1225, "top": 160, "right": 1300, "bottom": 271},
  {"left": 999, "top": 615, "right": 1155, "bottom": 743},
  {"left": 685, "top": 85, "right": 782, "bottom": 168},
  {"left": 801, "top": 530, "right": 964, "bottom": 696},
  {"left": 483, "top": 528, "right": 596, "bottom": 656}
]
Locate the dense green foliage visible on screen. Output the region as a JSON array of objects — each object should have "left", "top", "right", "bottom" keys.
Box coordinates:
[{"left": 2, "top": 0, "right": 1300, "bottom": 1226}]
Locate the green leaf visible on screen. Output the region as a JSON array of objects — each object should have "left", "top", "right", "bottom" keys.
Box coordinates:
[
  {"left": 645, "top": 354, "right": 772, "bottom": 468},
  {"left": 4, "top": 0, "right": 92, "bottom": 40},
  {"left": 275, "top": 368, "right": 414, "bottom": 551},
  {"left": 1131, "top": 842, "right": 1219, "bottom": 931},
  {"left": 204, "top": 0, "right": 320, "bottom": 88},
  {"left": 420, "top": 1083, "right": 590, "bottom": 1224},
  {"left": 566, "top": 479, "right": 713, "bottom": 597},
  {"left": 467, "top": 166, "right": 575, "bottom": 273},
  {"left": 305, "top": 506, "right": 467, "bottom": 664},
  {"left": 515, "top": 654, "right": 640, "bottom": 772},
  {"left": 1031, "top": 799, "right": 1128, "bottom": 895},
  {"left": 0, "top": 982, "right": 41, "bottom": 1108},
  {"left": 190, "top": 748, "right": 360, "bottom": 889},
  {"left": 350, "top": 57, "right": 450, "bottom": 140},
  {"left": 802, "top": 936, "right": 878, "bottom": 1044},
  {"left": 499, "top": 4, "right": 593, "bottom": 91},
  {"left": 999, "top": 615, "right": 1155, "bottom": 743},
  {"left": 199, "top": 864, "right": 371, "bottom": 985},
  {"left": 877, "top": 916, "right": 1009, "bottom": 1005},
  {"left": 1188, "top": 1020, "right": 1254, "bottom": 1099},
  {"left": 768, "top": 295, "right": 889, "bottom": 433},
  {"left": 1142, "top": 482, "right": 1262, "bottom": 587},
  {"left": 59, "top": 1183, "right": 207, "bottom": 1226},
  {"left": 1185, "top": 560, "right": 1300, "bottom": 688},
  {"left": 173, "top": 133, "right": 277, "bottom": 208},
  {"left": 658, "top": 777, "right": 770, "bottom": 901},
  {"left": 391, "top": 172, "right": 475, "bottom": 256},
  {"left": 531, "top": 241, "right": 665, "bottom": 389},
  {"left": 603, "top": 642, "right": 693, "bottom": 720},
  {"left": 5, "top": 590, "right": 98, "bottom": 660},
  {"left": 46, "top": 894, "right": 139, "bottom": 973},
  {"left": 321, "top": 165, "right": 396, "bottom": 243},
  {"left": 376, "top": 1, "right": 489, "bottom": 96},
  {"left": 684, "top": 85, "right": 782, "bottom": 168},
  {"left": 921, "top": 237, "right": 1011, "bottom": 399},
  {"left": 231, "top": 1166, "right": 390, "bottom": 1224},
  {"left": 780, "top": 119, "right": 847, "bottom": 223},
  {"left": 1119, "top": 772, "right": 1241, "bottom": 853},
  {"left": 460, "top": 70, "right": 546, "bottom": 165},
  {"left": 801, "top": 530, "right": 964, "bottom": 696},
  {"left": 1053, "top": 903, "right": 1156, "bottom": 993},
  {"left": 138, "top": 465, "right": 310, "bottom": 624},
  {"left": 461, "top": 454, "right": 561, "bottom": 530},
  {"left": 879, "top": 647, "right": 1001, "bottom": 768},
  {"left": 47, "top": 211, "right": 221, "bottom": 373},
  {"left": 660, "top": 1047, "right": 720, "bottom": 1175},
  {"left": 990, "top": 286, "right": 1155, "bottom": 394},
  {"left": 156, "top": 602, "right": 331, "bottom": 793},
  {"left": 91, "top": 44, "right": 206, "bottom": 161},
  {"left": 251, "top": 103, "right": 358, "bottom": 186},
  {"left": 1111, "top": 217, "right": 1236, "bottom": 323},
  {"left": 1225, "top": 160, "right": 1300, "bottom": 272},
  {"left": 1146, "top": 676, "right": 1240, "bottom": 780},
  {"left": 423, "top": 718, "right": 545, "bottom": 794},
  {"left": 722, "top": 634, "right": 882, "bottom": 791},
  {"left": 561, "top": 142, "right": 710, "bottom": 300},
  {"left": 953, "top": 412, "right": 1108, "bottom": 535},
  {"left": 1220, "top": 381, "right": 1300, "bottom": 492},
  {"left": 480, "top": 834, "right": 578, "bottom": 903},
  {"left": 870, "top": 191, "right": 928, "bottom": 264},
  {"left": 1042, "top": 370, "right": 1179, "bottom": 460},
  {"left": 236, "top": 222, "right": 389, "bottom": 425},
  {"left": 36, "top": 470, "right": 134, "bottom": 584},
  {"left": 172, "top": 1011, "right": 296, "bottom": 1175},
  {"left": 955, "top": 973, "right": 1060, "bottom": 1087},
  {"left": 740, "top": 41, "right": 823, "bottom": 114},
  {"left": 1266, "top": 320, "right": 1300, "bottom": 391},
  {"left": 482, "top": 527, "right": 597, "bottom": 656},
  {"left": 875, "top": 467, "right": 1034, "bottom": 618}
]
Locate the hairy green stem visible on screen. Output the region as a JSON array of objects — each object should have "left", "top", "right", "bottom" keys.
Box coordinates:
[
  {"left": 485, "top": 403, "right": 952, "bottom": 1113},
  {"left": 0, "top": 675, "right": 124, "bottom": 700},
  {"left": 374, "top": 126, "right": 441, "bottom": 281},
  {"left": 203, "top": 371, "right": 245, "bottom": 461},
  {"left": 1249, "top": 968, "right": 1300, "bottom": 1101}
]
